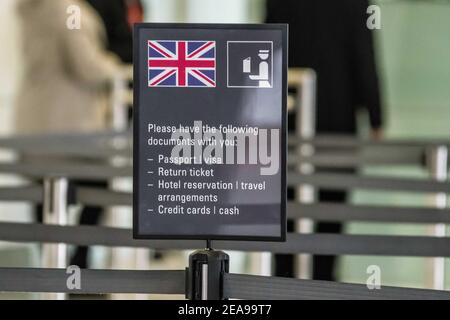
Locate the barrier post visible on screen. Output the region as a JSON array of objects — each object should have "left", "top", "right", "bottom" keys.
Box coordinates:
[
  {"left": 111, "top": 66, "right": 133, "bottom": 132},
  {"left": 292, "top": 69, "right": 317, "bottom": 279},
  {"left": 428, "top": 145, "right": 448, "bottom": 290},
  {"left": 42, "top": 177, "right": 69, "bottom": 300},
  {"left": 110, "top": 65, "right": 147, "bottom": 299},
  {"left": 187, "top": 249, "right": 229, "bottom": 300}
]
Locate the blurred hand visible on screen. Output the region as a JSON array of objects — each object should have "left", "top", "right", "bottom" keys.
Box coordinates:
[{"left": 370, "top": 128, "right": 383, "bottom": 141}]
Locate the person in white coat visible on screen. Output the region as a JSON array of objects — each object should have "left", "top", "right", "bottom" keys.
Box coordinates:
[
  {"left": 15, "top": 0, "right": 123, "bottom": 269},
  {"left": 15, "top": 0, "right": 121, "bottom": 134}
]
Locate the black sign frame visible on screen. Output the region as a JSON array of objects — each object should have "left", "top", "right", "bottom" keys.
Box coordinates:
[{"left": 133, "top": 23, "right": 287, "bottom": 242}]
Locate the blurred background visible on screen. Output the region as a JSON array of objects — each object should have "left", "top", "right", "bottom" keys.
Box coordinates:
[{"left": 0, "top": 0, "right": 450, "bottom": 298}]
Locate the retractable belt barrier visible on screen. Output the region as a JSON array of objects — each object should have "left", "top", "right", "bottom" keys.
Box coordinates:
[
  {"left": 0, "top": 132, "right": 444, "bottom": 167},
  {"left": 0, "top": 131, "right": 132, "bottom": 159},
  {"left": 0, "top": 163, "right": 131, "bottom": 180},
  {"left": 0, "top": 268, "right": 185, "bottom": 295},
  {"left": 289, "top": 135, "right": 450, "bottom": 148},
  {"left": 2, "top": 186, "right": 450, "bottom": 224},
  {"left": 1, "top": 58, "right": 448, "bottom": 299},
  {"left": 1, "top": 267, "right": 450, "bottom": 300},
  {"left": 2, "top": 133, "right": 450, "bottom": 299},
  {"left": 288, "top": 149, "right": 424, "bottom": 167},
  {"left": 0, "top": 131, "right": 130, "bottom": 148},
  {"left": 2, "top": 164, "right": 450, "bottom": 192},
  {"left": 0, "top": 186, "right": 42, "bottom": 202},
  {"left": 223, "top": 273, "right": 450, "bottom": 300},
  {"left": 288, "top": 173, "right": 450, "bottom": 193},
  {"left": 1, "top": 222, "right": 450, "bottom": 257},
  {"left": 2, "top": 131, "right": 448, "bottom": 152}
]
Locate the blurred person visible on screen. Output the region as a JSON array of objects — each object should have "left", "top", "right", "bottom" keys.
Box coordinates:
[
  {"left": 86, "top": 0, "right": 143, "bottom": 124},
  {"left": 87, "top": 0, "right": 144, "bottom": 64},
  {"left": 15, "top": 0, "right": 122, "bottom": 268},
  {"left": 15, "top": 0, "right": 120, "bottom": 134},
  {"left": 266, "top": 0, "right": 383, "bottom": 280},
  {"left": 0, "top": 0, "right": 22, "bottom": 135},
  {"left": 76, "top": 0, "right": 145, "bottom": 266},
  {"left": 87, "top": 0, "right": 144, "bottom": 123}
]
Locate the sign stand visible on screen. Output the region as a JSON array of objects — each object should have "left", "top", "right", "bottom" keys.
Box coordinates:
[
  {"left": 187, "top": 241, "right": 229, "bottom": 300},
  {"left": 134, "top": 24, "right": 287, "bottom": 300}
]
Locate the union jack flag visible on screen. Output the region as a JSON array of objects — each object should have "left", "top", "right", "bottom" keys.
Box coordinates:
[{"left": 148, "top": 40, "right": 216, "bottom": 87}]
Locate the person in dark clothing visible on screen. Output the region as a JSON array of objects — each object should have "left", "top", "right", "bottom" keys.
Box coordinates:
[
  {"left": 69, "top": 180, "right": 108, "bottom": 268},
  {"left": 70, "top": 0, "right": 143, "bottom": 268},
  {"left": 87, "top": 0, "right": 143, "bottom": 63},
  {"left": 266, "top": 0, "right": 383, "bottom": 280}
]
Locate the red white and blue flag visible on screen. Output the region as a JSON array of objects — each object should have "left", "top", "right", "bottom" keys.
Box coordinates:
[{"left": 148, "top": 40, "right": 216, "bottom": 87}]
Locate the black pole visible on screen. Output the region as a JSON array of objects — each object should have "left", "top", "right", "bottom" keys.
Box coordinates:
[{"left": 187, "top": 245, "right": 229, "bottom": 300}]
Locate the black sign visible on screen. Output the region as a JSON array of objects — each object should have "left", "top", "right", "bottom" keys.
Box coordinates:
[{"left": 133, "top": 23, "right": 287, "bottom": 241}]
